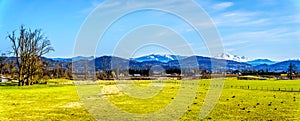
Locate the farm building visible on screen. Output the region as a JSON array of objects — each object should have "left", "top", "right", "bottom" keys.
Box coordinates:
[
  {"left": 0, "top": 76, "right": 12, "bottom": 82},
  {"left": 237, "top": 76, "right": 262, "bottom": 80}
]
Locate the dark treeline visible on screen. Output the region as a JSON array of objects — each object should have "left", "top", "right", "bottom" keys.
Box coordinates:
[{"left": 0, "top": 57, "right": 73, "bottom": 81}]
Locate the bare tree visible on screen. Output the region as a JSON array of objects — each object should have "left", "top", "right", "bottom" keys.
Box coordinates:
[
  {"left": 7, "top": 25, "right": 54, "bottom": 86},
  {"left": 288, "top": 63, "right": 296, "bottom": 80},
  {"left": 66, "top": 63, "right": 73, "bottom": 79},
  {"left": 0, "top": 53, "right": 5, "bottom": 75}
]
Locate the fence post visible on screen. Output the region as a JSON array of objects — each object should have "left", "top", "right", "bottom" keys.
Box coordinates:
[{"left": 248, "top": 85, "right": 249, "bottom": 89}]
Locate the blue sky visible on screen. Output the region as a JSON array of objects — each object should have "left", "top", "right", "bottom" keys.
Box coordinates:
[{"left": 0, "top": 0, "right": 300, "bottom": 61}]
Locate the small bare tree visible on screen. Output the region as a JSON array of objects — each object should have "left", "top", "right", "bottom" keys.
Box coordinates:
[
  {"left": 7, "top": 25, "right": 54, "bottom": 86},
  {"left": 0, "top": 53, "right": 5, "bottom": 75},
  {"left": 288, "top": 63, "right": 296, "bottom": 80}
]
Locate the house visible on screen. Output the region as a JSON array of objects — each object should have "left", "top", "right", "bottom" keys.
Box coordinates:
[
  {"left": 133, "top": 74, "right": 141, "bottom": 77},
  {"left": 0, "top": 76, "right": 12, "bottom": 82},
  {"left": 237, "top": 75, "right": 261, "bottom": 80}
]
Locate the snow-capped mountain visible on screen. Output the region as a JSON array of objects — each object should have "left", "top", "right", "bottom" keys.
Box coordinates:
[
  {"left": 131, "top": 54, "right": 187, "bottom": 63},
  {"left": 215, "top": 52, "right": 249, "bottom": 62}
]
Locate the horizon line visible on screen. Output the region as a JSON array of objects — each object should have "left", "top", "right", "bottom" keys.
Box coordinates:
[{"left": 26, "top": 54, "right": 300, "bottom": 62}]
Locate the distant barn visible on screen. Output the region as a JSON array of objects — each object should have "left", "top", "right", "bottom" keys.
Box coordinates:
[
  {"left": 0, "top": 76, "right": 12, "bottom": 82},
  {"left": 237, "top": 76, "right": 261, "bottom": 80}
]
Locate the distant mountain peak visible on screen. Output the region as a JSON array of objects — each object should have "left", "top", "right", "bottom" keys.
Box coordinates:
[
  {"left": 215, "top": 52, "right": 249, "bottom": 62},
  {"left": 130, "top": 54, "right": 187, "bottom": 63}
]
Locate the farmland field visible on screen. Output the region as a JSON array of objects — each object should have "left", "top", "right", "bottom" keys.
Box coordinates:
[
  {"left": 0, "top": 82, "right": 94, "bottom": 120},
  {"left": 0, "top": 78, "right": 299, "bottom": 120}
]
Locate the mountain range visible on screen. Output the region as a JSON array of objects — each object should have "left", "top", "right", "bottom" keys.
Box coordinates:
[
  {"left": 47, "top": 53, "right": 299, "bottom": 72},
  {"left": 2, "top": 53, "right": 299, "bottom": 72}
]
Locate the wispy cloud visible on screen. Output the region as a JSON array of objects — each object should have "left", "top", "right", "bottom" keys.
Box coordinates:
[
  {"left": 222, "top": 27, "right": 300, "bottom": 48},
  {"left": 213, "top": 11, "right": 271, "bottom": 27},
  {"left": 78, "top": 0, "right": 103, "bottom": 16},
  {"left": 212, "top": 2, "right": 234, "bottom": 11},
  {"left": 278, "top": 14, "right": 300, "bottom": 24}
]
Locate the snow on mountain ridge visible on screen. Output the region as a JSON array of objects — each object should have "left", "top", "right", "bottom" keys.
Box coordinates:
[
  {"left": 130, "top": 54, "right": 188, "bottom": 63},
  {"left": 131, "top": 54, "right": 175, "bottom": 63},
  {"left": 132, "top": 53, "right": 250, "bottom": 63},
  {"left": 215, "top": 52, "right": 249, "bottom": 62}
]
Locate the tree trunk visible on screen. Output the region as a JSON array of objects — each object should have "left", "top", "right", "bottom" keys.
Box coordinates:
[{"left": 19, "top": 80, "right": 24, "bottom": 86}]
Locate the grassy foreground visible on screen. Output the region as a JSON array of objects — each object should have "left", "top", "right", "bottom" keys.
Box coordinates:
[
  {"left": 0, "top": 84, "right": 94, "bottom": 121},
  {"left": 0, "top": 78, "right": 299, "bottom": 120}
]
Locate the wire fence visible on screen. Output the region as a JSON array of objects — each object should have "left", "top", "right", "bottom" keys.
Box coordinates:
[
  {"left": 2, "top": 80, "right": 300, "bottom": 92},
  {"left": 143, "top": 80, "right": 300, "bottom": 92},
  {"left": 222, "top": 85, "right": 300, "bottom": 92}
]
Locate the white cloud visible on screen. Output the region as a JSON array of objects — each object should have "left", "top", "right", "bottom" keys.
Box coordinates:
[
  {"left": 212, "top": 2, "right": 234, "bottom": 11},
  {"left": 78, "top": 0, "right": 103, "bottom": 16},
  {"left": 222, "top": 27, "right": 300, "bottom": 46},
  {"left": 98, "top": 1, "right": 121, "bottom": 9},
  {"left": 213, "top": 11, "right": 270, "bottom": 27}
]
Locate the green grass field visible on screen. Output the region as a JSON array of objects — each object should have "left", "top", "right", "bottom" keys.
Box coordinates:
[
  {"left": 0, "top": 84, "right": 94, "bottom": 121},
  {"left": 0, "top": 78, "right": 299, "bottom": 120}
]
